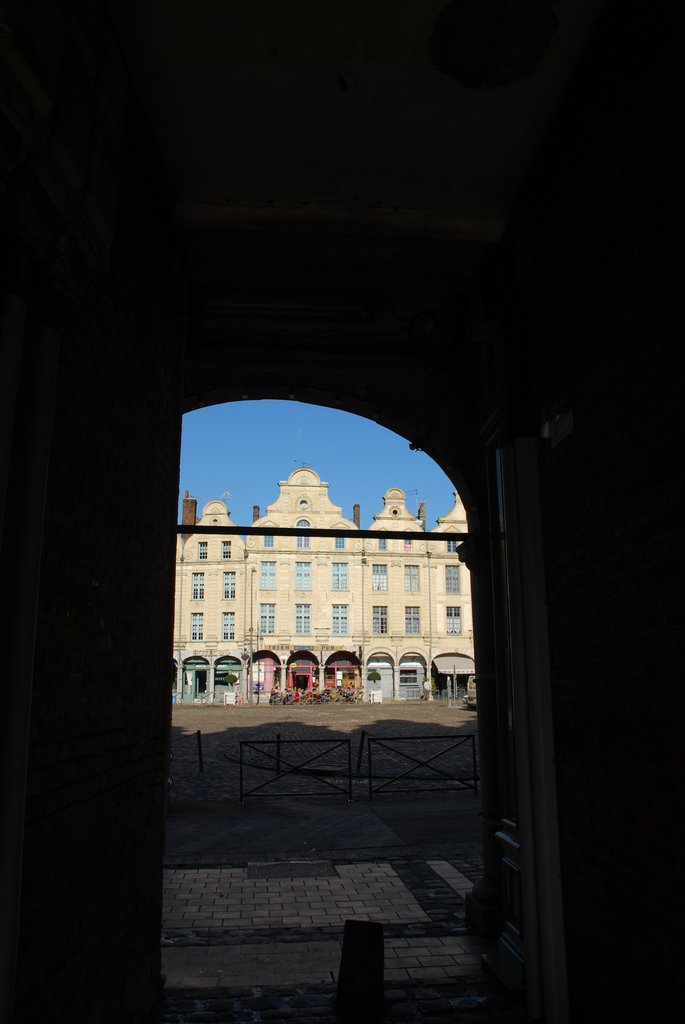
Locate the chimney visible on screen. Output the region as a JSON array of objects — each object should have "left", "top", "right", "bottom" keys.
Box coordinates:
[
  {"left": 182, "top": 490, "right": 197, "bottom": 528},
  {"left": 253, "top": 505, "right": 261, "bottom": 522},
  {"left": 353, "top": 503, "right": 360, "bottom": 527},
  {"left": 418, "top": 501, "right": 426, "bottom": 530}
]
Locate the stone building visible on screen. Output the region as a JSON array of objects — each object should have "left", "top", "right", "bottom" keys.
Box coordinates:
[{"left": 174, "top": 468, "right": 474, "bottom": 703}]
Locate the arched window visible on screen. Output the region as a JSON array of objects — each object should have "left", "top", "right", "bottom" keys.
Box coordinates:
[{"left": 296, "top": 519, "right": 310, "bottom": 549}]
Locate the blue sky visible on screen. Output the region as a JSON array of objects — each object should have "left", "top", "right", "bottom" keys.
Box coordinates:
[{"left": 178, "top": 400, "right": 458, "bottom": 529}]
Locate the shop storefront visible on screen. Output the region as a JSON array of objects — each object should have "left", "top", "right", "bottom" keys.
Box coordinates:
[
  {"left": 252, "top": 651, "right": 280, "bottom": 698},
  {"left": 432, "top": 653, "right": 475, "bottom": 698},
  {"left": 366, "top": 654, "right": 394, "bottom": 701},
  {"left": 286, "top": 651, "right": 319, "bottom": 693},
  {"left": 214, "top": 656, "right": 243, "bottom": 698},
  {"left": 181, "top": 656, "right": 209, "bottom": 700},
  {"left": 324, "top": 651, "right": 361, "bottom": 692},
  {"left": 398, "top": 655, "right": 426, "bottom": 700}
]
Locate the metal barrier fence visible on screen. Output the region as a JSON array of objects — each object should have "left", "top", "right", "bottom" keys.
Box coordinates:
[
  {"left": 239, "top": 737, "right": 352, "bottom": 804},
  {"left": 366, "top": 734, "right": 478, "bottom": 799}
]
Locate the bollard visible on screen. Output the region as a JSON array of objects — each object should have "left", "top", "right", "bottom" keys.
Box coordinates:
[
  {"left": 356, "top": 730, "right": 366, "bottom": 773},
  {"left": 335, "top": 919, "right": 384, "bottom": 1022},
  {"left": 196, "top": 729, "right": 204, "bottom": 773}
]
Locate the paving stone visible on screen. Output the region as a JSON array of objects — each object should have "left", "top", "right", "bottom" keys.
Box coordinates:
[
  {"left": 160, "top": 710, "right": 538, "bottom": 1023},
  {"left": 240, "top": 995, "right": 286, "bottom": 1009},
  {"left": 414, "top": 997, "right": 452, "bottom": 1011},
  {"left": 291, "top": 994, "right": 335, "bottom": 1009}
]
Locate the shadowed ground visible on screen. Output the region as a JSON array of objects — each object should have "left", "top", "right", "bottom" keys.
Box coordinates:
[{"left": 161, "top": 704, "right": 527, "bottom": 1022}]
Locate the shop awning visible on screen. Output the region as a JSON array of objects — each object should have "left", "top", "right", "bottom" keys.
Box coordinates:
[{"left": 433, "top": 654, "right": 474, "bottom": 674}]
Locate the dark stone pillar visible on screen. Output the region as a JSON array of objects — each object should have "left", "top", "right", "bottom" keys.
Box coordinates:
[
  {"left": 459, "top": 536, "right": 503, "bottom": 937},
  {"left": 0, "top": 296, "right": 61, "bottom": 1023}
]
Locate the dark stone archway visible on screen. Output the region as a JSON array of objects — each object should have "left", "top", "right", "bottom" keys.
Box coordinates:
[{"left": 2, "top": 1, "right": 683, "bottom": 1021}]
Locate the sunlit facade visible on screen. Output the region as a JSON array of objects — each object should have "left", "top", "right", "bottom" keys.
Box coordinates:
[{"left": 173, "top": 468, "right": 474, "bottom": 702}]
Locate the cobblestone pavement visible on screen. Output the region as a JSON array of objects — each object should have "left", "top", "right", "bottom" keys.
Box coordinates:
[
  {"left": 169, "top": 701, "right": 479, "bottom": 802},
  {"left": 162, "top": 704, "right": 529, "bottom": 1022}
]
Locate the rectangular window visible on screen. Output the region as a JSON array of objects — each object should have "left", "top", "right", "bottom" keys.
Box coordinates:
[
  {"left": 334, "top": 535, "right": 346, "bottom": 550},
  {"left": 297, "top": 535, "right": 310, "bottom": 549},
  {"left": 371, "top": 564, "right": 388, "bottom": 591},
  {"left": 221, "top": 540, "right": 232, "bottom": 560},
  {"left": 372, "top": 605, "right": 388, "bottom": 634},
  {"left": 332, "top": 604, "right": 349, "bottom": 635},
  {"left": 378, "top": 537, "right": 387, "bottom": 551},
  {"left": 198, "top": 541, "right": 208, "bottom": 560},
  {"left": 447, "top": 539, "right": 459, "bottom": 553},
  {"left": 260, "top": 561, "right": 276, "bottom": 590},
  {"left": 404, "top": 564, "right": 419, "bottom": 592},
  {"left": 263, "top": 535, "right": 274, "bottom": 548},
  {"left": 404, "top": 538, "right": 413, "bottom": 552},
  {"left": 446, "top": 564, "right": 461, "bottom": 593},
  {"left": 191, "top": 612, "right": 203, "bottom": 641},
  {"left": 260, "top": 603, "right": 276, "bottom": 634},
  {"left": 223, "top": 572, "right": 236, "bottom": 599},
  {"left": 405, "top": 606, "right": 420, "bottom": 634},
  {"left": 295, "top": 561, "right": 311, "bottom": 590},
  {"left": 191, "top": 572, "right": 205, "bottom": 600},
  {"left": 332, "top": 562, "right": 348, "bottom": 590},
  {"left": 222, "top": 612, "right": 235, "bottom": 641},
  {"left": 295, "top": 603, "right": 311, "bottom": 634},
  {"left": 446, "top": 606, "right": 462, "bottom": 634}
]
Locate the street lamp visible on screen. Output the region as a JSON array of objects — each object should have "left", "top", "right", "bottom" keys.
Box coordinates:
[
  {"left": 175, "top": 536, "right": 186, "bottom": 702},
  {"left": 426, "top": 549, "right": 433, "bottom": 701},
  {"left": 249, "top": 566, "right": 256, "bottom": 705},
  {"left": 360, "top": 546, "right": 366, "bottom": 695},
  {"left": 242, "top": 549, "right": 249, "bottom": 702},
  {"left": 255, "top": 611, "right": 262, "bottom": 705}
]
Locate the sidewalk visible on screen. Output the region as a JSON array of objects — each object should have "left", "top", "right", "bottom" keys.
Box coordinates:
[{"left": 161, "top": 706, "right": 527, "bottom": 1022}]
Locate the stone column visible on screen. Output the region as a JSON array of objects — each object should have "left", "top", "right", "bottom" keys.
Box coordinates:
[{"left": 459, "top": 536, "right": 504, "bottom": 938}]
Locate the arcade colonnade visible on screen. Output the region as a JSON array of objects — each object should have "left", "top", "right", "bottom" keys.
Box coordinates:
[{"left": 177, "top": 648, "right": 475, "bottom": 704}]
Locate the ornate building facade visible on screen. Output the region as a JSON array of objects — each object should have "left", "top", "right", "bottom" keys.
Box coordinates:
[{"left": 174, "top": 468, "right": 474, "bottom": 702}]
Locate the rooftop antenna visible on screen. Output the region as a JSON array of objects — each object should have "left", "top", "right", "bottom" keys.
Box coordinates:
[
  {"left": 293, "top": 460, "right": 312, "bottom": 468},
  {"left": 406, "top": 488, "right": 419, "bottom": 515}
]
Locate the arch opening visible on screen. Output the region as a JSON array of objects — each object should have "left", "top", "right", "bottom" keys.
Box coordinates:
[{"left": 169, "top": 395, "right": 490, "bottom": 998}]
